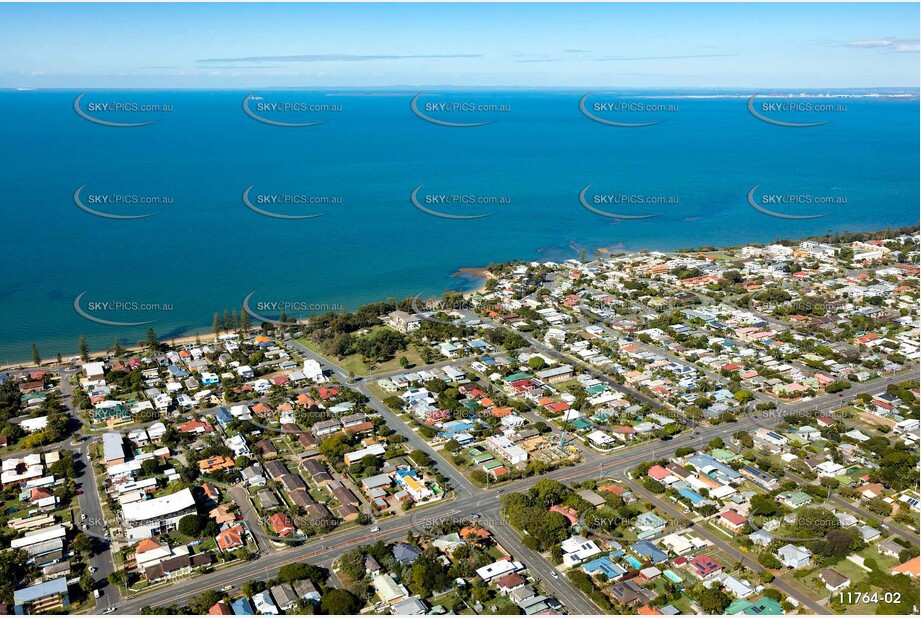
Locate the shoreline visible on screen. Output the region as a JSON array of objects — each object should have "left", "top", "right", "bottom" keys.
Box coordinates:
[
  {"left": 3, "top": 224, "right": 917, "bottom": 369},
  {"left": 450, "top": 266, "right": 493, "bottom": 296}
]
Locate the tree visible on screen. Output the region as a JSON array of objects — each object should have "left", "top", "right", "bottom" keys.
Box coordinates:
[
  {"left": 528, "top": 356, "right": 547, "bottom": 371},
  {"left": 72, "top": 532, "right": 93, "bottom": 556},
  {"left": 242, "top": 580, "right": 264, "bottom": 597},
  {"left": 213, "top": 313, "right": 221, "bottom": 339},
  {"left": 108, "top": 569, "right": 128, "bottom": 589},
  {"left": 696, "top": 587, "right": 731, "bottom": 614},
  {"left": 277, "top": 563, "right": 326, "bottom": 586},
  {"left": 867, "top": 497, "right": 893, "bottom": 518},
  {"left": 141, "top": 458, "right": 161, "bottom": 477},
  {"left": 319, "top": 589, "right": 361, "bottom": 615},
  {"left": 79, "top": 335, "right": 90, "bottom": 361},
  {"left": 733, "top": 390, "right": 754, "bottom": 404},
  {"left": 759, "top": 551, "right": 782, "bottom": 569},
  {"left": 0, "top": 550, "right": 30, "bottom": 603},
  {"left": 527, "top": 479, "right": 567, "bottom": 507},
  {"left": 80, "top": 570, "right": 96, "bottom": 593},
  {"left": 49, "top": 455, "right": 76, "bottom": 479},
  {"left": 31, "top": 344, "right": 41, "bottom": 366},
  {"left": 146, "top": 328, "right": 159, "bottom": 353},
  {"left": 240, "top": 307, "right": 251, "bottom": 335},
  {"left": 409, "top": 450, "right": 433, "bottom": 467},
  {"left": 111, "top": 338, "right": 126, "bottom": 357},
  {"left": 338, "top": 550, "right": 366, "bottom": 582},
  {"left": 178, "top": 514, "right": 207, "bottom": 537},
  {"left": 188, "top": 590, "right": 222, "bottom": 615}
]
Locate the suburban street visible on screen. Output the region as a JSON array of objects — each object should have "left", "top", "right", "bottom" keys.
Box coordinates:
[
  {"left": 86, "top": 360, "right": 917, "bottom": 615},
  {"left": 27, "top": 323, "right": 911, "bottom": 616}
]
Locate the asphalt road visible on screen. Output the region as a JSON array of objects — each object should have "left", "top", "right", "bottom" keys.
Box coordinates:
[{"left": 61, "top": 332, "right": 914, "bottom": 616}]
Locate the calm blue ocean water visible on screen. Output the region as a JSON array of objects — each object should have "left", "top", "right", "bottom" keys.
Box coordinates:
[{"left": 0, "top": 90, "right": 917, "bottom": 361}]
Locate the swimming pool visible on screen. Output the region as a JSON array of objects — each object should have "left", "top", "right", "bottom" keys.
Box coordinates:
[
  {"left": 626, "top": 556, "right": 642, "bottom": 569},
  {"left": 664, "top": 569, "right": 683, "bottom": 583}
]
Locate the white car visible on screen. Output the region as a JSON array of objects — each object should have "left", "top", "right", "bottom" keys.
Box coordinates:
[
  {"left": 370, "top": 527, "right": 381, "bottom": 532},
  {"left": 102, "top": 607, "right": 117, "bottom": 614},
  {"left": 551, "top": 572, "right": 559, "bottom": 579}
]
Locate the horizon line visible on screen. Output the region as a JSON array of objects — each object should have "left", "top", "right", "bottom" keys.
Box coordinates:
[{"left": 6, "top": 85, "right": 920, "bottom": 92}]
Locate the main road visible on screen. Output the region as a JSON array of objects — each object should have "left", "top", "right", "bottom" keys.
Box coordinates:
[
  {"left": 98, "top": 369, "right": 909, "bottom": 615},
  {"left": 79, "top": 321, "right": 915, "bottom": 616}
]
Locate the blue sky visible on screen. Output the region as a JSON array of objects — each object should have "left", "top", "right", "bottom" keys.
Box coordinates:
[{"left": 0, "top": 2, "right": 918, "bottom": 88}]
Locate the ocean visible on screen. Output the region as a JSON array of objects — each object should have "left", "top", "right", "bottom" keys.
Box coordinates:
[{"left": 0, "top": 89, "right": 917, "bottom": 361}]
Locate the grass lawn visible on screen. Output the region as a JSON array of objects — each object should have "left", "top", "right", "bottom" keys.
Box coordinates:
[
  {"left": 364, "top": 381, "right": 397, "bottom": 405},
  {"left": 436, "top": 591, "right": 471, "bottom": 614},
  {"left": 826, "top": 557, "right": 870, "bottom": 584},
  {"left": 486, "top": 545, "right": 507, "bottom": 560},
  {"left": 671, "top": 594, "right": 697, "bottom": 614},
  {"left": 295, "top": 328, "right": 426, "bottom": 377},
  {"left": 294, "top": 336, "right": 368, "bottom": 375},
  {"left": 780, "top": 569, "right": 829, "bottom": 604},
  {"left": 857, "top": 545, "right": 900, "bottom": 571}
]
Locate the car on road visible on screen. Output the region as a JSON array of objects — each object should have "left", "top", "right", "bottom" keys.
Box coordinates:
[
  {"left": 81, "top": 524, "right": 87, "bottom": 530},
  {"left": 551, "top": 572, "right": 559, "bottom": 579},
  {"left": 89, "top": 566, "right": 97, "bottom": 573},
  {"left": 470, "top": 513, "right": 481, "bottom": 519},
  {"left": 102, "top": 607, "right": 117, "bottom": 614},
  {"left": 222, "top": 585, "right": 234, "bottom": 592},
  {"left": 77, "top": 489, "right": 84, "bottom": 495},
  {"left": 370, "top": 527, "right": 381, "bottom": 532},
  {"left": 81, "top": 513, "right": 87, "bottom": 520}
]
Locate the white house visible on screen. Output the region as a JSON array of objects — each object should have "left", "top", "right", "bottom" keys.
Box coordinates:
[
  {"left": 303, "top": 359, "right": 327, "bottom": 383},
  {"left": 561, "top": 535, "right": 602, "bottom": 567},
  {"left": 777, "top": 544, "right": 811, "bottom": 569}
]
